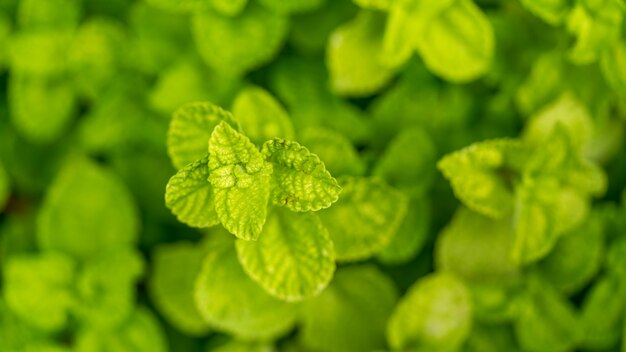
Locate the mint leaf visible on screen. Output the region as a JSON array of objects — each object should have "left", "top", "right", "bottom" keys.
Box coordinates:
[
  {"left": 601, "top": 40, "right": 626, "bottom": 96},
  {"left": 37, "top": 158, "right": 139, "bottom": 260},
  {"left": 192, "top": 4, "right": 288, "bottom": 74},
  {"left": 566, "top": 0, "right": 622, "bottom": 64},
  {"left": 299, "top": 127, "right": 365, "bottom": 177},
  {"left": 232, "top": 86, "right": 295, "bottom": 145},
  {"left": 414, "top": 0, "right": 494, "bottom": 82},
  {"left": 387, "top": 273, "right": 472, "bottom": 351},
  {"left": 17, "top": 0, "right": 81, "bottom": 29},
  {"left": 319, "top": 177, "right": 408, "bottom": 261},
  {"left": 165, "top": 155, "right": 219, "bottom": 228},
  {"left": 210, "top": 0, "right": 248, "bottom": 16},
  {"left": 236, "top": 209, "right": 335, "bottom": 301},
  {"left": 150, "top": 241, "right": 211, "bottom": 336},
  {"left": 377, "top": 198, "right": 430, "bottom": 265},
  {"left": 520, "top": 0, "right": 571, "bottom": 25},
  {"left": 3, "top": 252, "right": 76, "bottom": 332},
  {"left": 209, "top": 122, "right": 273, "bottom": 240},
  {"left": 167, "top": 102, "right": 237, "bottom": 169},
  {"left": 194, "top": 237, "right": 297, "bottom": 339},
  {"left": 580, "top": 274, "right": 626, "bottom": 350},
  {"left": 8, "top": 30, "right": 71, "bottom": 75},
  {"left": 262, "top": 138, "right": 341, "bottom": 212},
  {"left": 300, "top": 265, "right": 398, "bottom": 352},
  {"left": 327, "top": 11, "right": 395, "bottom": 96},
  {"left": 438, "top": 139, "right": 526, "bottom": 219}
]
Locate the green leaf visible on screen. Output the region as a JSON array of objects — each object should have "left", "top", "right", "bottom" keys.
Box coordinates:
[
  {"left": 73, "top": 249, "right": 144, "bottom": 329},
  {"left": 300, "top": 265, "right": 398, "bottom": 352},
  {"left": 520, "top": 0, "right": 571, "bottom": 25},
  {"left": 353, "top": 0, "right": 390, "bottom": 10},
  {"left": 566, "top": 0, "right": 623, "bottom": 64},
  {"left": 436, "top": 207, "right": 519, "bottom": 282},
  {"left": 414, "top": 0, "right": 494, "bottom": 82},
  {"left": 210, "top": 0, "right": 248, "bottom": 16},
  {"left": 377, "top": 198, "right": 430, "bottom": 265},
  {"left": 327, "top": 11, "right": 395, "bottom": 96},
  {"left": 231, "top": 86, "right": 295, "bottom": 145},
  {"left": 167, "top": 102, "right": 237, "bottom": 169},
  {"left": 319, "top": 177, "right": 408, "bottom": 261},
  {"left": 0, "top": 162, "right": 9, "bottom": 211},
  {"left": 514, "top": 275, "right": 581, "bottom": 352},
  {"left": 236, "top": 209, "right": 335, "bottom": 301},
  {"left": 75, "top": 307, "right": 167, "bottom": 352},
  {"left": 299, "top": 127, "right": 365, "bottom": 177},
  {"left": 601, "top": 40, "right": 626, "bottom": 96},
  {"left": 258, "top": 0, "right": 326, "bottom": 14},
  {"left": 150, "top": 241, "right": 211, "bottom": 335},
  {"left": 192, "top": 4, "right": 288, "bottom": 74},
  {"left": 9, "top": 73, "right": 76, "bottom": 144},
  {"left": 212, "top": 340, "right": 274, "bottom": 352},
  {"left": 262, "top": 138, "right": 341, "bottom": 212},
  {"left": 17, "top": 0, "right": 82, "bottom": 29},
  {"left": 208, "top": 122, "right": 273, "bottom": 240},
  {"left": 165, "top": 155, "right": 219, "bottom": 228},
  {"left": 0, "top": 298, "right": 53, "bottom": 352},
  {"left": 387, "top": 272, "right": 472, "bottom": 351},
  {"left": 580, "top": 274, "right": 626, "bottom": 350},
  {"left": 145, "top": 0, "right": 211, "bottom": 12},
  {"left": 380, "top": 0, "right": 416, "bottom": 68},
  {"left": 37, "top": 158, "right": 139, "bottom": 260},
  {"left": 438, "top": 139, "right": 527, "bottom": 219},
  {"left": 8, "top": 30, "right": 71, "bottom": 75},
  {"left": 373, "top": 128, "right": 437, "bottom": 197},
  {"left": 194, "top": 237, "right": 297, "bottom": 339},
  {"left": 3, "top": 252, "right": 76, "bottom": 332}
]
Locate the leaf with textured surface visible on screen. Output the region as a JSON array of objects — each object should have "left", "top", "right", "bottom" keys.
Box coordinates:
[
  {"left": 167, "top": 102, "right": 237, "bottom": 169},
  {"left": 300, "top": 127, "right": 365, "bottom": 177},
  {"left": 208, "top": 122, "right": 273, "bottom": 240},
  {"left": 165, "top": 155, "right": 219, "bottom": 228},
  {"left": 300, "top": 265, "right": 398, "bottom": 352},
  {"left": 194, "top": 237, "right": 297, "bottom": 339},
  {"left": 150, "top": 242, "right": 211, "bottom": 336},
  {"left": 236, "top": 209, "right": 335, "bottom": 301},
  {"left": 319, "top": 177, "right": 408, "bottom": 261},
  {"left": 387, "top": 273, "right": 472, "bottom": 351},
  {"left": 262, "top": 138, "right": 341, "bottom": 212}
]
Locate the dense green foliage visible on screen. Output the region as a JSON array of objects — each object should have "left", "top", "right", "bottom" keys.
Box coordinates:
[{"left": 1, "top": 0, "right": 626, "bottom": 351}]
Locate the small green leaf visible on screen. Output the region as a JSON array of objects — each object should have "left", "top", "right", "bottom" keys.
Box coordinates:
[
  {"left": 299, "top": 127, "right": 365, "bottom": 177},
  {"left": 210, "top": 0, "right": 248, "bottom": 16},
  {"left": 262, "top": 138, "right": 341, "bottom": 212},
  {"left": 209, "top": 122, "right": 273, "bottom": 240},
  {"left": 37, "top": 158, "right": 139, "bottom": 260},
  {"left": 194, "top": 237, "right": 297, "bottom": 339},
  {"left": 236, "top": 209, "right": 335, "bottom": 301},
  {"left": 3, "top": 252, "right": 76, "bottom": 332},
  {"left": 414, "top": 0, "right": 494, "bottom": 82},
  {"left": 9, "top": 30, "right": 71, "bottom": 75},
  {"left": 192, "top": 4, "right": 288, "bottom": 74},
  {"left": 327, "top": 11, "right": 395, "bottom": 96},
  {"left": 601, "top": 40, "right": 626, "bottom": 96},
  {"left": 300, "top": 265, "right": 398, "bottom": 352},
  {"left": 165, "top": 155, "right": 219, "bottom": 228},
  {"left": 438, "top": 139, "right": 526, "bottom": 219},
  {"left": 258, "top": 0, "right": 326, "bottom": 14},
  {"left": 566, "top": 0, "right": 622, "bottom": 64},
  {"left": 377, "top": 198, "right": 430, "bottom": 265},
  {"left": 387, "top": 273, "right": 472, "bottom": 351},
  {"left": 318, "top": 177, "right": 408, "bottom": 261},
  {"left": 520, "top": 0, "right": 571, "bottom": 25},
  {"left": 580, "top": 274, "right": 626, "bottom": 350},
  {"left": 232, "top": 86, "right": 295, "bottom": 145},
  {"left": 380, "top": 1, "right": 416, "bottom": 68},
  {"left": 167, "top": 102, "right": 237, "bottom": 169},
  {"left": 17, "top": 0, "right": 82, "bottom": 29},
  {"left": 150, "top": 242, "right": 211, "bottom": 335}
]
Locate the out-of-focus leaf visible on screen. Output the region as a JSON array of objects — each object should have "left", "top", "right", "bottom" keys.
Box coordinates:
[
  {"left": 0, "top": 161, "right": 9, "bottom": 211},
  {"left": 17, "top": 0, "right": 82, "bottom": 29},
  {"left": 300, "top": 265, "right": 398, "bottom": 352},
  {"left": 299, "top": 128, "right": 365, "bottom": 177},
  {"left": 519, "top": 0, "right": 571, "bottom": 25},
  {"left": 231, "top": 86, "right": 294, "bottom": 145},
  {"left": 167, "top": 102, "right": 237, "bottom": 169},
  {"left": 600, "top": 40, "right": 626, "bottom": 97},
  {"left": 236, "top": 209, "right": 335, "bottom": 301},
  {"left": 9, "top": 30, "right": 71, "bottom": 75},
  {"left": 194, "top": 237, "right": 297, "bottom": 339},
  {"left": 377, "top": 198, "right": 430, "bottom": 265},
  {"left": 37, "top": 158, "right": 139, "bottom": 260},
  {"left": 208, "top": 122, "right": 273, "bottom": 240},
  {"left": 319, "top": 177, "right": 408, "bottom": 261},
  {"left": 258, "top": 0, "right": 326, "bottom": 14},
  {"left": 387, "top": 272, "right": 472, "bottom": 351},
  {"left": 150, "top": 241, "right": 211, "bottom": 335}
]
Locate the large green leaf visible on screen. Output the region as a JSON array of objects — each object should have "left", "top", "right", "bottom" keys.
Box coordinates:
[
  {"left": 192, "top": 4, "right": 288, "bottom": 74},
  {"left": 150, "top": 241, "right": 211, "bottom": 335},
  {"left": 262, "top": 138, "right": 341, "bottom": 212},
  {"left": 165, "top": 155, "right": 219, "bottom": 228},
  {"left": 319, "top": 177, "right": 408, "bottom": 261},
  {"left": 3, "top": 252, "right": 76, "bottom": 332},
  {"left": 167, "top": 102, "right": 237, "bottom": 169},
  {"left": 194, "top": 237, "right": 297, "bottom": 339},
  {"left": 37, "top": 158, "right": 139, "bottom": 261},
  {"left": 387, "top": 273, "right": 472, "bottom": 351},
  {"left": 208, "top": 122, "right": 273, "bottom": 240},
  {"left": 300, "top": 265, "right": 398, "bottom": 352},
  {"left": 236, "top": 209, "right": 335, "bottom": 301}
]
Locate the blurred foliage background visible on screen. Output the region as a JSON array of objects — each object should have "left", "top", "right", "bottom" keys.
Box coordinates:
[{"left": 0, "top": 0, "right": 626, "bottom": 351}]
